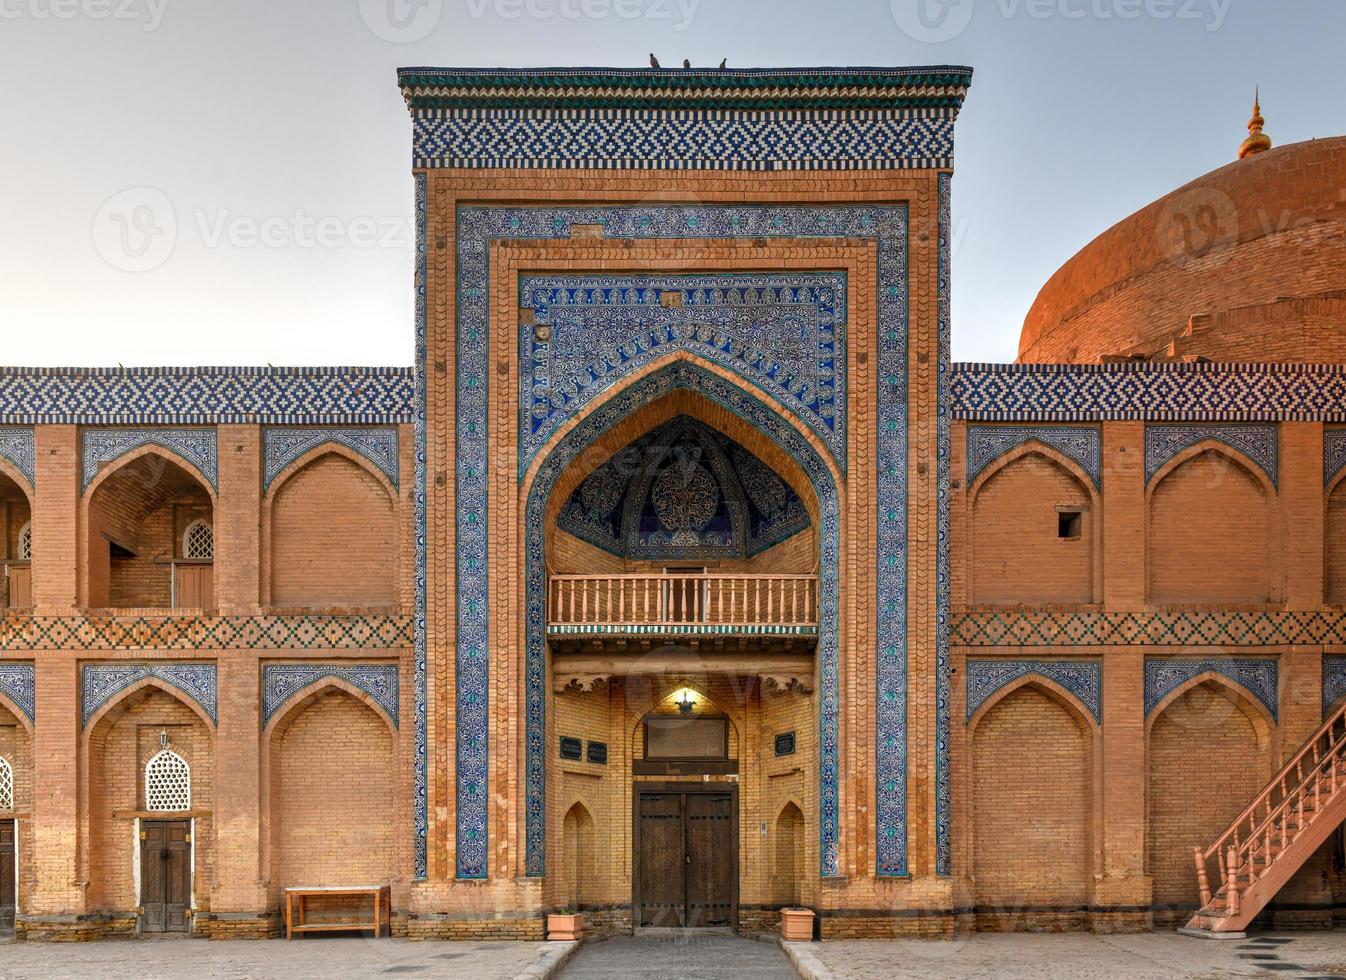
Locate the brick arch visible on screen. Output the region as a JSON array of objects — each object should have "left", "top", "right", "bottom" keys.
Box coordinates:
[
  {"left": 0, "top": 690, "right": 34, "bottom": 736},
  {"left": 0, "top": 454, "right": 33, "bottom": 498},
  {"left": 1146, "top": 676, "right": 1276, "bottom": 919},
  {"left": 1146, "top": 442, "right": 1280, "bottom": 605},
  {"left": 82, "top": 443, "right": 217, "bottom": 503},
  {"left": 968, "top": 673, "right": 1100, "bottom": 738},
  {"left": 512, "top": 357, "right": 842, "bottom": 878},
  {"left": 559, "top": 799, "right": 598, "bottom": 911},
  {"left": 970, "top": 680, "right": 1095, "bottom": 927},
  {"left": 968, "top": 443, "right": 1099, "bottom": 606},
  {"left": 263, "top": 685, "right": 399, "bottom": 906},
  {"left": 263, "top": 445, "right": 400, "bottom": 609},
  {"left": 624, "top": 682, "right": 745, "bottom": 750},
  {"left": 80, "top": 681, "right": 216, "bottom": 916},
  {"left": 1325, "top": 474, "right": 1346, "bottom": 605}
]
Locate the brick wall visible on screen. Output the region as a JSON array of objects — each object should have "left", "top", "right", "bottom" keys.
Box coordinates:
[
  {"left": 971, "top": 684, "right": 1091, "bottom": 928},
  {"left": 971, "top": 452, "right": 1094, "bottom": 605},
  {"left": 0, "top": 705, "right": 35, "bottom": 908},
  {"left": 268, "top": 690, "right": 396, "bottom": 911},
  {"left": 1326, "top": 482, "right": 1346, "bottom": 605},
  {"left": 269, "top": 454, "right": 399, "bottom": 608},
  {"left": 1148, "top": 450, "right": 1273, "bottom": 604},
  {"left": 1147, "top": 683, "right": 1271, "bottom": 922}
]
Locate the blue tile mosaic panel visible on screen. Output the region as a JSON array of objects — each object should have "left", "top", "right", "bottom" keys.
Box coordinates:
[
  {"left": 965, "top": 659, "right": 1102, "bottom": 723},
  {"left": 1323, "top": 656, "right": 1346, "bottom": 717},
  {"left": 81, "top": 662, "right": 217, "bottom": 726},
  {"left": 262, "top": 663, "right": 400, "bottom": 727},
  {"left": 951, "top": 362, "right": 1346, "bottom": 422},
  {"left": 965, "top": 425, "right": 1102, "bottom": 489},
  {"left": 0, "top": 427, "right": 35, "bottom": 487},
  {"left": 933, "top": 171, "right": 952, "bottom": 877},
  {"left": 1143, "top": 658, "right": 1277, "bottom": 720},
  {"left": 521, "top": 273, "right": 847, "bottom": 476},
  {"left": 0, "top": 662, "right": 35, "bottom": 723},
  {"left": 411, "top": 108, "right": 956, "bottom": 172},
  {"left": 448, "top": 203, "right": 910, "bottom": 882},
  {"left": 1144, "top": 424, "right": 1277, "bottom": 487},
  {"left": 262, "top": 427, "right": 400, "bottom": 492},
  {"left": 412, "top": 172, "right": 429, "bottom": 879},
  {"left": 1325, "top": 429, "right": 1346, "bottom": 487},
  {"left": 81, "top": 428, "right": 219, "bottom": 492},
  {"left": 0, "top": 367, "right": 412, "bottom": 425}
]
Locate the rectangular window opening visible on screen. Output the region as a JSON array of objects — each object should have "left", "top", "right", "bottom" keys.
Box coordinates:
[{"left": 1057, "top": 511, "right": 1083, "bottom": 540}]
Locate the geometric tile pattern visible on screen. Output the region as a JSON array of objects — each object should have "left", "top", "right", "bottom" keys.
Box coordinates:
[
  {"left": 965, "top": 659, "right": 1102, "bottom": 723},
  {"left": 0, "top": 613, "right": 410, "bottom": 651},
  {"left": 933, "top": 171, "right": 953, "bottom": 878},
  {"left": 1325, "top": 429, "right": 1346, "bottom": 487},
  {"left": 0, "top": 427, "right": 35, "bottom": 487},
  {"left": 521, "top": 273, "right": 847, "bottom": 475},
  {"left": 951, "top": 361, "right": 1346, "bottom": 422},
  {"left": 81, "top": 427, "right": 218, "bottom": 492},
  {"left": 952, "top": 609, "right": 1346, "bottom": 648},
  {"left": 411, "top": 108, "right": 957, "bottom": 172},
  {"left": 451, "top": 203, "right": 910, "bottom": 882},
  {"left": 0, "top": 366, "right": 413, "bottom": 425},
  {"left": 0, "top": 662, "right": 35, "bottom": 723},
  {"left": 81, "top": 662, "right": 218, "bottom": 726},
  {"left": 1324, "top": 656, "right": 1346, "bottom": 717},
  {"left": 261, "top": 663, "right": 400, "bottom": 728},
  {"left": 262, "top": 426, "right": 400, "bottom": 492},
  {"left": 1144, "top": 423, "right": 1277, "bottom": 487},
  {"left": 522, "top": 360, "right": 843, "bottom": 880},
  {"left": 966, "top": 424, "right": 1102, "bottom": 489},
  {"left": 412, "top": 172, "right": 429, "bottom": 879},
  {"left": 1143, "top": 657, "right": 1278, "bottom": 720}
]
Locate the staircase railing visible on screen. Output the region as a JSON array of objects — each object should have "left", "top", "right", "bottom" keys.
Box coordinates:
[{"left": 1193, "top": 697, "right": 1346, "bottom": 912}]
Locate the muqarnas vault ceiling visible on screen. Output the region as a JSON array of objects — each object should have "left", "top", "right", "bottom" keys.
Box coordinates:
[{"left": 555, "top": 415, "right": 810, "bottom": 561}]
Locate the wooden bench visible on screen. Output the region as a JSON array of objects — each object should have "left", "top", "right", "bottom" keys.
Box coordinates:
[{"left": 284, "top": 885, "right": 390, "bottom": 940}]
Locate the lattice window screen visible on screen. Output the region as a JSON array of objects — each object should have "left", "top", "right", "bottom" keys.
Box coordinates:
[
  {"left": 17, "top": 521, "right": 31, "bottom": 560},
  {"left": 145, "top": 749, "right": 191, "bottom": 811},
  {"left": 183, "top": 520, "right": 213, "bottom": 560},
  {"left": 0, "top": 756, "right": 13, "bottom": 810}
]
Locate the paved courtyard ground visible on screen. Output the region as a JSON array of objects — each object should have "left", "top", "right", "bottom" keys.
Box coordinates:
[
  {"left": 793, "top": 931, "right": 1346, "bottom": 980},
  {"left": 0, "top": 936, "right": 570, "bottom": 980},
  {"left": 5, "top": 931, "right": 1346, "bottom": 979}
]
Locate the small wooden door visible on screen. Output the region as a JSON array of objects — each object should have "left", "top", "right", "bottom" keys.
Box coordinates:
[
  {"left": 635, "top": 789, "right": 735, "bottom": 928},
  {"left": 174, "top": 564, "right": 213, "bottom": 609},
  {"left": 0, "top": 819, "right": 15, "bottom": 932},
  {"left": 4, "top": 565, "right": 31, "bottom": 609},
  {"left": 140, "top": 820, "right": 190, "bottom": 933}
]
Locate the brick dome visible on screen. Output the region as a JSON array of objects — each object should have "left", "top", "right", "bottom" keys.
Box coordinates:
[{"left": 1018, "top": 136, "right": 1346, "bottom": 363}]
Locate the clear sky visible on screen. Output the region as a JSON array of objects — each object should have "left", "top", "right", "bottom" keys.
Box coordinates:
[{"left": 0, "top": 0, "right": 1340, "bottom": 366}]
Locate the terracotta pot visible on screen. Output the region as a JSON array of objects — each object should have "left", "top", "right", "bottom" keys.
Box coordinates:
[
  {"left": 780, "top": 907, "right": 815, "bottom": 942},
  {"left": 547, "top": 912, "right": 584, "bottom": 941}
]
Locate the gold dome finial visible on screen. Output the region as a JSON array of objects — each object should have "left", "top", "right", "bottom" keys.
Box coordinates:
[{"left": 1239, "top": 87, "right": 1272, "bottom": 159}]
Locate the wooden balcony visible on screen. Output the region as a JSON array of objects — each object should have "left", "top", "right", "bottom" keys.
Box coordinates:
[{"left": 547, "top": 572, "right": 818, "bottom": 647}]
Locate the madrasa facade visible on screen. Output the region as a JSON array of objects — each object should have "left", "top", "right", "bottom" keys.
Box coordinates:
[{"left": 3, "top": 66, "right": 1346, "bottom": 941}]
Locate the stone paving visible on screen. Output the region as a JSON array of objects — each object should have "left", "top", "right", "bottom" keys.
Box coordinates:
[
  {"left": 792, "top": 932, "right": 1346, "bottom": 980},
  {"left": 558, "top": 932, "right": 793, "bottom": 979},
  {"left": 0, "top": 936, "right": 572, "bottom": 980}
]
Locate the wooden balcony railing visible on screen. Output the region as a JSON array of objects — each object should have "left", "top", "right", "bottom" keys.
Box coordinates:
[{"left": 547, "top": 573, "right": 819, "bottom": 635}]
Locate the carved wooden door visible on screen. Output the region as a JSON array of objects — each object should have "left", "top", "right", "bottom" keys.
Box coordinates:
[
  {"left": 0, "top": 819, "right": 14, "bottom": 931},
  {"left": 141, "top": 820, "right": 190, "bottom": 933}
]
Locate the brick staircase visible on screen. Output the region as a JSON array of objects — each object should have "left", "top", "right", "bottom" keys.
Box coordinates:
[{"left": 1186, "top": 701, "right": 1346, "bottom": 935}]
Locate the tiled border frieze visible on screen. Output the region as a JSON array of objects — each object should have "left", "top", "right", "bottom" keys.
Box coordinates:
[
  {"left": 262, "top": 663, "right": 400, "bottom": 727},
  {"left": 1143, "top": 657, "right": 1278, "bottom": 720},
  {"left": 965, "top": 659, "right": 1102, "bottom": 723},
  {"left": 0, "top": 427, "right": 36, "bottom": 487},
  {"left": 0, "top": 662, "right": 35, "bottom": 723},
  {"left": 0, "top": 367, "right": 412, "bottom": 425},
  {"left": 951, "top": 362, "right": 1346, "bottom": 422},
  {"left": 966, "top": 424, "right": 1102, "bottom": 489},
  {"left": 81, "top": 662, "right": 218, "bottom": 726},
  {"left": 0, "top": 614, "right": 411, "bottom": 651},
  {"left": 953, "top": 608, "right": 1346, "bottom": 647},
  {"left": 81, "top": 428, "right": 219, "bottom": 492},
  {"left": 262, "top": 427, "right": 400, "bottom": 492},
  {"left": 1144, "top": 423, "right": 1277, "bottom": 487}
]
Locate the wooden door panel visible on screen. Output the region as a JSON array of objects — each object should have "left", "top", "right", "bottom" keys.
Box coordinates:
[
  {"left": 685, "top": 794, "right": 733, "bottom": 927},
  {"left": 141, "top": 821, "right": 166, "bottom": 933},
  {"left": 6, "top": 567, "right": 31, "bottom": 609},
  {"left": 175, "top": 565, "right": 213, "bottom": 609},
  {"left": 141, "top": 820, "right": 190, "bottom": 933},
  {"left": 166, "top": 821, "right": 190, "bottom": 932},
  {"left": 1, "top": 819, "right": 15, "bottom": 931},
  {"left": 638, "top": 793, "right": 684, "bottom": 927}
]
